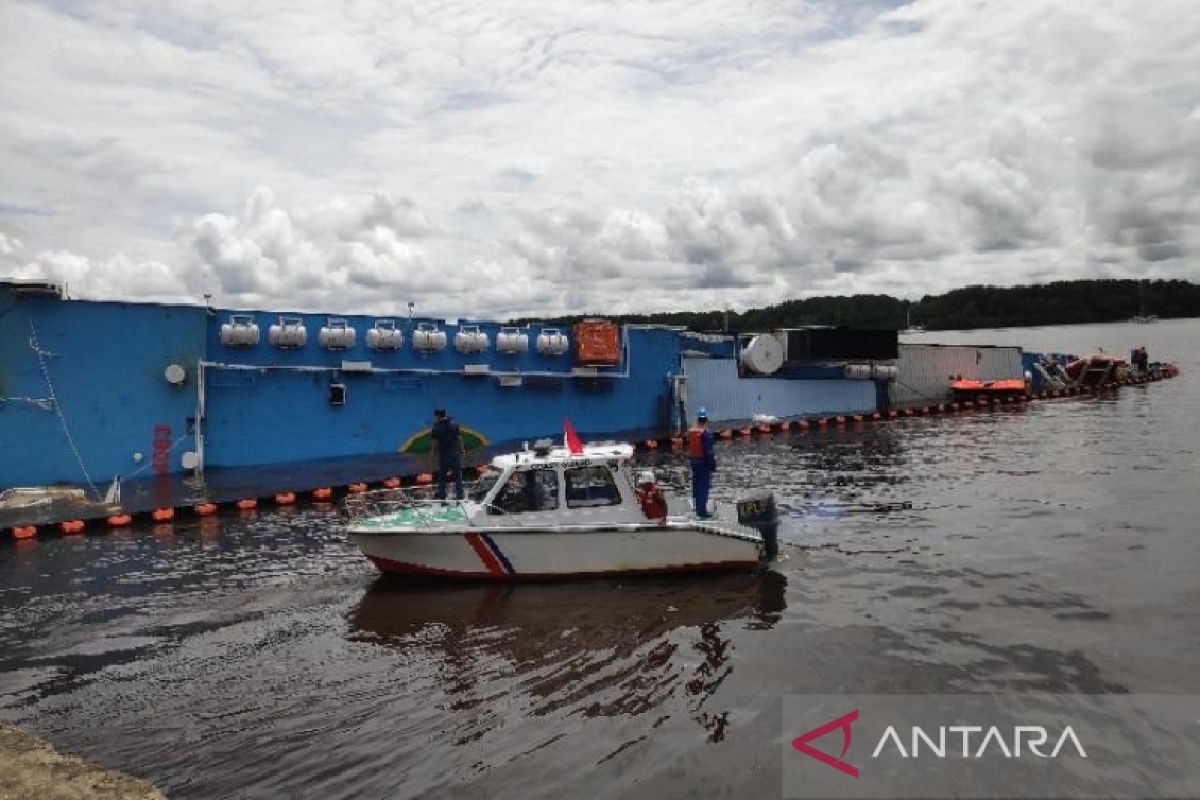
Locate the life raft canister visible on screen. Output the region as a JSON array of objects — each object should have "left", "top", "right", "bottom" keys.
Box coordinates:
[{"left": 688, "top": 426, "right": 706, "bottom": 458}]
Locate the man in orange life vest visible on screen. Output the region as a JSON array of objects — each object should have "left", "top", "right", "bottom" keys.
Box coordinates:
[{"left": 688, "top": 407, "right": 716, "bottom": 519}]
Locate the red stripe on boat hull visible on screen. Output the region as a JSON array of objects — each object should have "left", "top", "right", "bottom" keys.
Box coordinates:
[
  {"left": 366, "top": 555, "right": 759, "bottom": 581},
  {"left": 464, "top": 531, "right": 506, "bottom": 576}
]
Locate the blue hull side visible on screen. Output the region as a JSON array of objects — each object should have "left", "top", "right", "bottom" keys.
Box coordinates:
[
  {"left": 1, "top": 295, "right": 204, "bottom": 490},
  {"left": 202, "top": 326, "right": 679, "bottom": 468},
  {"left": 3, "top": 290, "right": 890, "bottom": 491}
]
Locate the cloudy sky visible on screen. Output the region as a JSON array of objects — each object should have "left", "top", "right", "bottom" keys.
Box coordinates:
[{"left": 1, "top": 0, "right": 1197, "bottom": 318}]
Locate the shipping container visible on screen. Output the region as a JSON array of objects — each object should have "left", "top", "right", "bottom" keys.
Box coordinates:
[
  {"left": 683, "top": 357, "right": 877, "bottom": 424},
  {"left": 891, "top": 343, "right": 1024, "bottom": 407}
]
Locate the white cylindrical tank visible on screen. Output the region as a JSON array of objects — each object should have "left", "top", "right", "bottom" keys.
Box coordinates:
[
  {"left": 843, "top": 364, "right": 872, "bottom": 380},
  {"left": 739, "top": 334, "right": 785, "bottom": 375},
  {"left": 496, "top": 327, "right": 529, "bottom": 354},
  {"left": 413, "top": 323, "right": 448, "bottom": 352},
  {"left": 536, "top": 328, "right": 569, "bottom": 355},
  {"left": 870, "top": 364, "right": 899, "bottom": 382},
  {"left": 319, "top": 318, "right": 357, "bottom": 350},
  {"left": 366, "top": 320, "right": 403, "bottom": 351},
  {"left": 454, "top": 325, "right": 489, "bottom": 354},
  {"left": 269, "top": 316, "right": 308, "bottom": 348},
  {"left": 219, "top": 315, "right": 260, "bottom": 347}
]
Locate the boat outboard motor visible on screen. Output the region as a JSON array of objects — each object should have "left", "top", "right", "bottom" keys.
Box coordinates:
[{"left": 736, "top": 491, "right": 779, "bottom": 561}]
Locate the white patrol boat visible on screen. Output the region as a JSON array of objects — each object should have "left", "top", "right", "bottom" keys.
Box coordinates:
[{"left": 344, "top": 441, "right": 778, "bottom": 580}]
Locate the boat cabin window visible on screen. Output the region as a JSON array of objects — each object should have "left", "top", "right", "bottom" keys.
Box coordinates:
[
  {"left": 469, "top": 471, "right": 502, "bottom": 502},
  {"left": 564, "top": 465, "right": 621, "bottom": 508},
  {"left": 492, "top": 468, "right": 559, "bottom": 514}
]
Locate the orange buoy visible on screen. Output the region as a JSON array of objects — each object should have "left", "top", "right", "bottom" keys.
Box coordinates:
[
  {"left": 60, "top": 519, "right": 85, "bottom": 535},
  {"left": 311, "top": 488, "right": 332, "bottom": 501},
  {"left": 779, "top": 421, "right": 792, "bottom": 431},
  {"left": 236, "top": 498, "right": 257, "bottom": 511},
  {"left": 718, "top": 429, "right": 733, "bottom": 439},
  {"left": 383, "top": 477, "right": 401, "bottom": 489},
  {"left": 738, "top": 427, "right": 751, "bottom": 436},
  {"left": 797, "top": 420, "right": 810, "bottom": 431},
  {"left": 887, "top": 410, "right": 898, "bottom": 419},
  {"left": 817, "top": 418, "right": 829, "bottom": 428},
  {"left": 12, "top": 525, "right": 37, "bottom": 540},
  {"left": 151, "top": 507, "right": 175, "bottom": 522},
  {"left": 416, "top": 474, "right": 433, "bottom": 485},
  {"left": 670, "top": 436, "right": 684, "bottom": 448},
  {"left": 852, "top": 414, "right": 864, "bottom": 423},
  {"left": 347, "top": 482, "right": 368, "bottom": 493},
  {"left": 871, "top": 412, "right": 882, "bottom": 421},
  {"left": 194, "top": 503, "right": 218, "bottom": 516},
  {"left": 644, "top": 439, "right": 658, "bottom": 449},
  {"left": 757, "top": 424, "right": 771, "bottom": 434},
  {"left": 275, "top": 492, "right": 296, "bottom": 505},
  {"left": 106, "top": 514, "right": 132, "bottom": 527}
]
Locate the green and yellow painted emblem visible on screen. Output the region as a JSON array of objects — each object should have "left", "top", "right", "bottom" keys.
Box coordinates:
[{"left": 399, "top": 424, "right": 490, "bottom": 455}]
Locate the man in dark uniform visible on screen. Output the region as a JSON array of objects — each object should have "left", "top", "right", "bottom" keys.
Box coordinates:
[
  {"left": 431, "top": 408, "right": 464, "bottom": 501},
  {"left": 688, "top": 407, "right": 716, "bottom": 519}
]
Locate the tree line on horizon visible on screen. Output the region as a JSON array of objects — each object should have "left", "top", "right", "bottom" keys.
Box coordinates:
[{"left": 513, "top": 279, "right": 1200, "bottom": 332}]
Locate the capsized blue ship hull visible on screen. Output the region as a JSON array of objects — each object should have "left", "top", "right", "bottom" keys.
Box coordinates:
[{"left": 1, "top": 283, "right": 881, "bottom": 501}]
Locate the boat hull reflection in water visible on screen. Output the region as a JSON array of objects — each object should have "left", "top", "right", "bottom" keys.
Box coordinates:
[{"left": 349, "top": 571, "right": 788, "bottom": 649}]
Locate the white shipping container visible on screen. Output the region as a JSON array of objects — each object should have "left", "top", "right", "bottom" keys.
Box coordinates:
[{"left": 892, "top": 344, "right": 1024, "bottom": 407}]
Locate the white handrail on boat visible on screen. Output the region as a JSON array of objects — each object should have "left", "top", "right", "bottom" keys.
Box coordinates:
[{"left": 343, "top": 486, "right": 482, "bottom": 525}]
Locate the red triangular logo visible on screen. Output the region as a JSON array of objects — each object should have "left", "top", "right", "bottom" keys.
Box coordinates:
[{"left": 791, "top": 709, "right": 859, "bottom": 778}]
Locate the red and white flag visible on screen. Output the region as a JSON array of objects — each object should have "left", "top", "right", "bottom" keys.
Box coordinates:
[{"left": 563, "top": 419, "right": 584, "bottom": 454}]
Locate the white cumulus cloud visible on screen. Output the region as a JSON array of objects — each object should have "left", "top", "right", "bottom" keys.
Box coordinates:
[{"left": 1, "top": 0, "right": 1197, "bottom": 316}]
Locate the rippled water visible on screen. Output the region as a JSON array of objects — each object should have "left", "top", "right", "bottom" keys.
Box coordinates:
[{"left": 2, "top": 320, "right": 1198, "bottom": 799}]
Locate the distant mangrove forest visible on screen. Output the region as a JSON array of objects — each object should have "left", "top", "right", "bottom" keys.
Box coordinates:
[{"left": 517, "top": 279, "right": 1200, "bottom": 332}]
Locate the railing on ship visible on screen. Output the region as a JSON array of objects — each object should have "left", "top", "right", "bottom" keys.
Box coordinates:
[{"left": 342, "top": 478, "right": 495, "bottom": 524}]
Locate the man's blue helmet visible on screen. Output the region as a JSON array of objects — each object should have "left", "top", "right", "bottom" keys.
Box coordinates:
[{"left": 697, "top": 406, "right": 709, "bottom": 419}]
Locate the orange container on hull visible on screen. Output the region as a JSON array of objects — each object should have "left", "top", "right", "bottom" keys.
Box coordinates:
[{"left": 573, "top": 320, "right": 620, "bottom": 366}]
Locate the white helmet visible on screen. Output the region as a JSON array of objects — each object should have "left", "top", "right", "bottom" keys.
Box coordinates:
[{"left": 636, "top": 470, "right": 656, "bottom": 485}]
